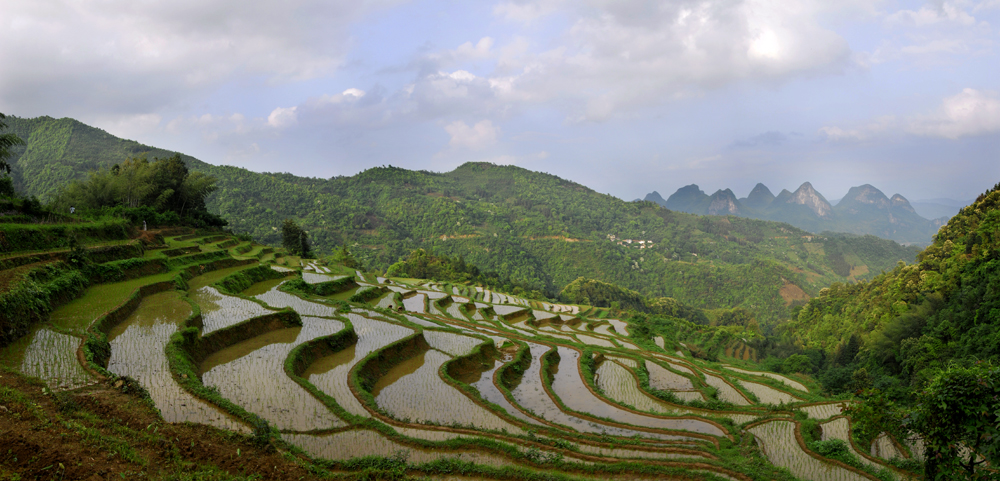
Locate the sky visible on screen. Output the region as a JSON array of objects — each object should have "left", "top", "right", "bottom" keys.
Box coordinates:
[{"left": 1, "top": 0, "right": 998, "bottom": 203}]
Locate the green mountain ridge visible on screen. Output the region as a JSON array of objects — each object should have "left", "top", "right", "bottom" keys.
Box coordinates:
[{"left": 4, "top": 115, "right": 919, "bottom": 326}]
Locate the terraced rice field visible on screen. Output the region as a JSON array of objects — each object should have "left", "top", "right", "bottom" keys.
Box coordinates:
[
  {"left": 550, "top": 347, "right": 724, "bottom": 438},
  {"left": 194, "top": 286, "right": 275, "bottom": 334},
  {"left": 373, "top": 348, "right": 524, "bottom": 433},
  {"left": 725, "top": 366, "right": 809, "bottom": 392},
  {"left": 253, "top": 283, "right": 338, "bottom": 316},
  {"left": 595, "top": 360, "right": 679, "bottom": 414},
  {"left": 201, "top": 317, "right": 347, "bottom": 431},
  {"left": 820, "top": 417, "right": 895, "bottom": 476},
  {"left": 703, "top": 374, "right": 752, "bottom": 406},
  {"left": 1, "top": 327, "right": 95, "bottom": 390},
  {"left": 423, "top": 330, "right": 485, "bottom": 357},
  {"left": 749, "top": 420, "right": 870, "bottom": 481},
  {"left": 802, "top": 402, "right": 846, "bottom": 420},
  {"left": 736, "top": 379, "right": 802, "bottom": 405},
  {"left": 0, "top": 231, "right": 906, "bottom": 480},
  {"left": 107, "top": 290, "right": 248, "bottom": 433},
  {"left": 305, "top": 313, "right": 414, "bottom": 417}
]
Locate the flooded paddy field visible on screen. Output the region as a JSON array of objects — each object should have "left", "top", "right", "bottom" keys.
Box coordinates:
[
  {"left": 283, "top": 429, "right": 517, "bottom": 467},
  {"left": 749, "top": 419, "right": 870, "bottom": 481},
  {"left": 0, "top": 326, "right": 94, "bottom": 390},
  {"left": 201, "top": 316, "right": 347, "bottom": 431},
  {"left": 703, "top": 373, "right": 752, "bottom": 406},
  {"left": 253, "top": 282, "right": 338, "bottom": 317},
  {"left": 735, "top": 379, "right": 802, "bottom": 405},
  {"left": 724, "top": 366, "right": 809, "bottom": 392},
  {"left": 304, "top": 313, "right": 414, "bottom": 417},
  {"left": 2, "top": 228, "right": 897, "bottom": 480},
  {"left": 508, "top": 343, "right": 685, "bottom": 440},
  {"left": 551, "top": 347, "right": 725, "bottom": 438},
  {"left": 193, "top": 286, "right": 275, "bottom": 334},
  {"left": 106, "top": 290, "right": 249, "bottom": 433},
  {"left": 373, "top": 348, "right": 524, "bottom": 433}
]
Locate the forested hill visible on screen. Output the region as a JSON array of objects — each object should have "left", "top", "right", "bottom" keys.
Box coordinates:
[
  {"left": 4, "top": 115, "right": 919, "bottom": 325},
  {"left": 787, "top": 182, "right": 1000, "bottom": 387}
]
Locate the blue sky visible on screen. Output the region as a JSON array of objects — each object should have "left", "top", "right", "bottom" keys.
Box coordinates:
[{"left": 2, "top": 0, "right": 998, "bottom": 203}]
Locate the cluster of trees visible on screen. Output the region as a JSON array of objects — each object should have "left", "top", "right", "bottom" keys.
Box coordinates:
[
  {"left": 0, "top": 113, "right": 25, "bottom": 198},
  {"left": 281, "top": 219, "right": 313, "bottom": 258},
  {"left": 54, "top": 155, "right": 224, "bottom": 227}
]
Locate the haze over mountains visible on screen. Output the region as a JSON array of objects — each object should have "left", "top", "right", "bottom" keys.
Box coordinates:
[{"left": 643, "top": 182, "right": 949, "bottom": 245}]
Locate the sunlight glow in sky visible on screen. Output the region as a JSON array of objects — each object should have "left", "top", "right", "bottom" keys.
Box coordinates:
[{"left": 1, "top": 0, "right": 998, "bottom": 202}]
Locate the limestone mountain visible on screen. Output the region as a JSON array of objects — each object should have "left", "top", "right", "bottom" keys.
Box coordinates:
[
  {"left": 741, "top": 183, "right": 775, "bottom": 210},
  {"left": 645, "top": 181, "right": 941, "bottom": 244},
  {"left": 662, "top": 184, "right": 711, "bottom": 213},
  {"left": 706, "top": 188, "right": 743, "bottom": 216}
]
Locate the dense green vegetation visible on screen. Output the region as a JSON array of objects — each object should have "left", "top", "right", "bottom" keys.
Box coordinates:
[
  {"left": 5, "top": 115, "right": 918, "bottom": 328},
  {"left": 53, "top": 154, "right": 225, "bottom": 227},
  {"left": 785, "top": 182, "right": 1000, "bottom": 389}
]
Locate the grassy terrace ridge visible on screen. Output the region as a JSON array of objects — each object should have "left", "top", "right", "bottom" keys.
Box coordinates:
[{"left": 0, "top": 229, "right": 926, "bottom": 480}]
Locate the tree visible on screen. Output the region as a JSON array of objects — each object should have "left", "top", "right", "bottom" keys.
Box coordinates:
[
  {"left": 912, "top": 362, "right": 999, "bottom": 479},
  {"left": 0, "top": 112, "right": 25, "bottom": 175},
  {"left": 847, "top": 362, "right": 1000, "bottom": 480},
  {"left": 282, "top": 219, "right": 312, "bottom": 258}
]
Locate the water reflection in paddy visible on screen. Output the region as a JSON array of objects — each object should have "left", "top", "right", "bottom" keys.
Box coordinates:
[
  {"left": 305, "top": 313, "right": 414, "bottom": 417},
  {"left": 0, "top": 327, "right": 94, "bottom": 391},
  {"left": 283, "top": 430, "right": 514, "bottom": 467},
  {"left": 107, "top": 290, "right": 249, "bottom": 433},
  {"left": 749, "top": 420, "right": 868, "bottom": 481},
  {"left": 254, "top": 282, "right": 337, "bottom": 317},
  {"left": 551, "top": 347, "right": 724, "bottom": 437},
  {"left": 373, "top": 348, "right": 524, "bottom": 434},
  {"left": 509, "top": 343, "right": 678, "bottom": 439},
  {"left": 201, "top": 316, "right": 347, "bottom": 431},
  {"left": 191, "top": 286, "right": 274, "bottom": 335}
]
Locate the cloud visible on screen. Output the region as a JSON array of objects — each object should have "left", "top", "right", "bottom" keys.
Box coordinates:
[
  {"left": 0, "top": 0, "right": 400, "bottom": 117},
  {"left": 886, "top": 2, "right": 976, "bottom": 26},
  {"left": 729, "top": 131, "right": 788, "bottom": 148},
  {"left": 484, "top": 0, "right": 854, "bottom": 122},
  {"left": 908, "top": 88, "right": 1000, "bottom": 139},
  {"left": 820, "top": 88, "right": 1000, "bottom": 141},
  {"left": 444, "top": 120, "right": 500, "bottom": 150},
  {"left": 267, "top": 107, "right": 298, "bottom": 128}
]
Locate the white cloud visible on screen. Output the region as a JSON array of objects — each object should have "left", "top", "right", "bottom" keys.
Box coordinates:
[
  {"left": 267, "top": 106, "right": 299, "bottom": 128},
  {"left": 444, "top": 120, "right": 500, "bottom": 150},
  {"left": 887, "top": 2, "right": 976, "bottom": 26},
  {"left": 908, "top": 88, "right": 1000, "bottom": 139},
  {"left": 820, "top": 88, "right": 1000, "bottom": 141},
  {"left": 483, "top": 0, "right": 853, "bottom": 122},
  {"left": 0, "top": 0, "right": 400, "bottom": 117},
  {"left": 453, "top": 37, "right": 495, "bottom": 61}
]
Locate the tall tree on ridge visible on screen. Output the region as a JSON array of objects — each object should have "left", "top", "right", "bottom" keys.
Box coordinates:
[{"left": 0, "top": 112, "right": 25, "bottom": 175}]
